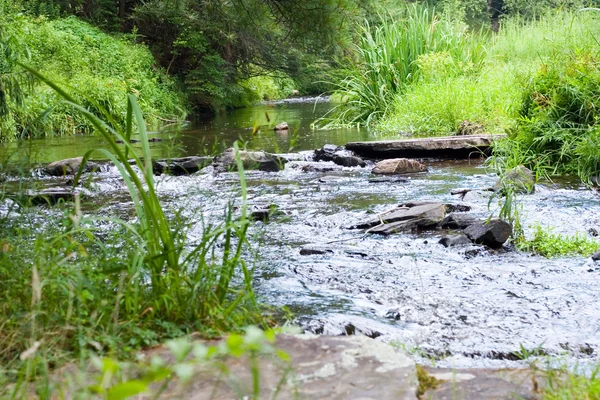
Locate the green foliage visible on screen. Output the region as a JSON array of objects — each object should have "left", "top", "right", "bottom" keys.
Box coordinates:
[
  {"left": 542, "top": 365, "right": 600, "bottom": 399},
  {"left": 320, "top": 5, "right": 488, "bottom": 127},
  {"left": 0, "top": 71, "right": 263, "bottom": 386},
  {"left": 0, "top": 6, "right": 185, "bottom": 140},
  {"left": 374, "top": 9, "right": 600, "bottom": 143},
  {"left": 517, "top": 225, "right": 599, "bottom": 257},
  {"left": 11, "top": 327, "right": 290, "bottom": 398}
]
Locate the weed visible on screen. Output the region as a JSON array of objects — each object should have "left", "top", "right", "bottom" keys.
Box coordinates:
[
  {"left": 517, "top": 225, "right": 599, "bottom": 257},
  {"left": 0, "top": 67, "right": 263, "bottom": 393}
]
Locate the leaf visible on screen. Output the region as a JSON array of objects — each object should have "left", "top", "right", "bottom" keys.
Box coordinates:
[{"left": 107, "top": 381, "right": 148, "bottom": 400}]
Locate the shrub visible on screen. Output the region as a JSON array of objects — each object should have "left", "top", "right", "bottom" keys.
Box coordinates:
[{"left": 0, "top": 9, "right": 186, "bottom": 140}]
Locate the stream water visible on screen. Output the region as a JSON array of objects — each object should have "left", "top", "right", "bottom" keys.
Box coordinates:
[{"left": 2, "top": 100, "right": 600, "bottom": 370}]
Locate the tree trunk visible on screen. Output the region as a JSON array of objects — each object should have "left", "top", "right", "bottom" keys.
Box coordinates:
[{"left": 488, "top": 0, "right": 504, "bottom": 33}]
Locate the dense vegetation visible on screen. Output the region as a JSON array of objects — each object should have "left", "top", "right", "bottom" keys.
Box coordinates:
[
  {"left": 3, "top": 0, "right": 600, "bottom": 396},
  {"left": 0, "top": 1, "right": 185, "bottom": 140}
]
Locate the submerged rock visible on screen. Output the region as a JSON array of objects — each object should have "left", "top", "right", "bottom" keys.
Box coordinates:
[
  {"left": 153, "top": 156, "right": 213, "bottom": 176},
  {"left": 439, "top": 234, "right": 473, "bottom": 248},
  {"left": 368, "top": 176, "right": 410, "bottom": 184},
  {"left": 300, "top": 245, "right": 334, "bottom": 255},
  {"left": 356, "top": 202, "right": 446, "bottom": 235},
  {"left": 464, "top": 219, "right": 512, "bottom": 248},
  {"left": 250, "top": 204, "right": 281, "bottom": 222},
  {"left": 494, "top": 165, "right": 536, "bottom": 194},
  {"left": 438, "top": 213, "right": 480, "bottom": 229},
  {"left": 372, "top": 158, "right": 428, "bottom": 175},
  {"left": 314, "top": 144, "right": 366, "bottom": 168},
  {"left": 22, "top": 189, "right": 83, "bottom": 205},
  {"left": 215, "top": 148, "right": 286, "bottom": 172},
  {"left": 44, "top": 157, "right": 100, "bottom": 177},
  {"left": 274, "top": 121, "right": 289, "bottom": 131}
]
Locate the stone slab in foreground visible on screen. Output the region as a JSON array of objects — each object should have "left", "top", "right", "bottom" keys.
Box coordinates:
[
  {"left": 423, "top": 367, "right": 542, "bottom": 400},
  {"left": 346, "top": 134, "right": 505, "bottom": 159},
  {"left": 154, "top": 334, "right": 418, "bottom": 400}
]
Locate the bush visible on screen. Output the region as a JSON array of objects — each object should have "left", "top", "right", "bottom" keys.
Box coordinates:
[
  {"left": 319, "top": 5, "right": 487, "bottom": 127},
  {"left": 0, "top": 9, "right": 186, "bottom": 140}
]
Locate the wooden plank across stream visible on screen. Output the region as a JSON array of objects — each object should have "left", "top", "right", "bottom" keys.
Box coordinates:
[{"left": 346, "top": 134, "right": 506, "bottom": 159}]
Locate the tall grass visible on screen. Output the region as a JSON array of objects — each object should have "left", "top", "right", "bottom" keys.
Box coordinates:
[
  {"left": 0, "top": 67, "right": 261, "bottom": 392},
  {"left": 376, "top": 10, "right": 600, "bottom": 139},
  {"left": 318, "top": 5, "right": 487, "bottom": 127}
]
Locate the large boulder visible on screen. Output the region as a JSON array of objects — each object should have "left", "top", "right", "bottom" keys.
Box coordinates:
[
  {"left": 153, "top": 156, "right": 213, "bottom": 176},
  {"left": 372, "top": 158, "right": 427, "bottom": 175},
  {"left": 494, "top": 165, "right": 536, "bottom": 194},
  {"left": 356, "top": 202, "right": 446, "bottom": 235},
  {"left": 215, "top": 148, "right": 286, "bottom": 172},
  {"left": 44, "top": 157, "right": 100, "bottom": 177},
  {"left": 464, "top": 219, "right": 512, "bottom": 248},
  {"left": 314, "top": 144, "right": 366, "bottom": 168}
]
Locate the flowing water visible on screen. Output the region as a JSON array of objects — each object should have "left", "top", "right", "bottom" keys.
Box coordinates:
[{"left": 2, "top": 100, "right": 600, "bottom": 370}]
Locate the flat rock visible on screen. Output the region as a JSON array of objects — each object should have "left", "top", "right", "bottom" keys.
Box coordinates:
[
  {"left": 44, "top": 157, "right": 100, "bottom": 176},
  {"left": 20, "top": 189, "right": 83, "bottom": 205},
  {"left": 368, "top": 176, "right": 410, "bottom": 184},
  {"left": 372, "top": 158, "right": 427, "bottom": 174},
  {"left": 148, "top": 334, "right": 418, "bottom": 400},
  {"left": 153, "top": 156, "right": 213, "bottom": 176},
  {"left": 215, "top": 148, "right": 286, "bottom": 172},
  {"left": 356, "top": 203, "right": 446, "bottom": 235},
  {"left": 438, "top": 213, "right": 480, "bottom": 229},
  {"left": 290, "top": 161, "right": 343, "bottom": 173},
  {"left": 464, "top": 219, "right": 512, "bottom": 248},
  {"left": 346, "top": 134, "right": 504, "bottom": 159},
  {"left": 423, "top": 367, "right": 542, "bottom": 400}
]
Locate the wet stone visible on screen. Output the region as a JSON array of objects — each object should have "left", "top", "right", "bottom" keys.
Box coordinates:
[
  {"left": 21, "top": 189, "right": 83, "bottom": 205},
  {"left": 290, "top": 161, "right": 343, "bottom": 173},
  {"left": 355, "top": 203, "right": 446, "bottom": 235},
  {"left": 372, "top": 158, "right": 428, "bottom": 175},
  {"left": 300, "top": 245, "right": 334, "bottom": 255},
  {"left": 314, "top": 144, "right": 366, "bottom": 168},
  {"left": 591, "top": 249, "right": 600, "bottom": 261},
  {"left": 369, "top": 176, "right": 410, "bottom": 184},
  {"left": 439, "top": 234, "right": 472, "bottom": 248},
  {"left": 153, "top": 156, "right": 213, "bottom": 176},
  {"left": 274, "top": 121, "right": 289, "bottom": 131},
  {"left": 44, "top": 157, "right": 100, "bottom": 176},
  {"left": 438, "top": 213, "right": 480, "bottom": 229},
  {"left": 215, "top": 148, "right": 286, "bottom": 172},
  {"left": 464, "top": 219, "right": 512, "bottom": 248}
]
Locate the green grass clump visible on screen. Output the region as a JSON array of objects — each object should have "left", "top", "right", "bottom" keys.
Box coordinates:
[
  {"left": 517, "top": 225, "right": 599, "bottom": 257},
  {"left": 0, "top": 69, "right": 262, "bottom": 392},
  {"left": 0, "top": 5, "right": 186, "bottom": 140},
  {"left": 542, "top": 366, "right": 600, "bottom": 400}
]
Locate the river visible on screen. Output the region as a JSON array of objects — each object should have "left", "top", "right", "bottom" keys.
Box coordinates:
[{"left": 2, "top": 99, "right": 600, "bottom": 370}]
